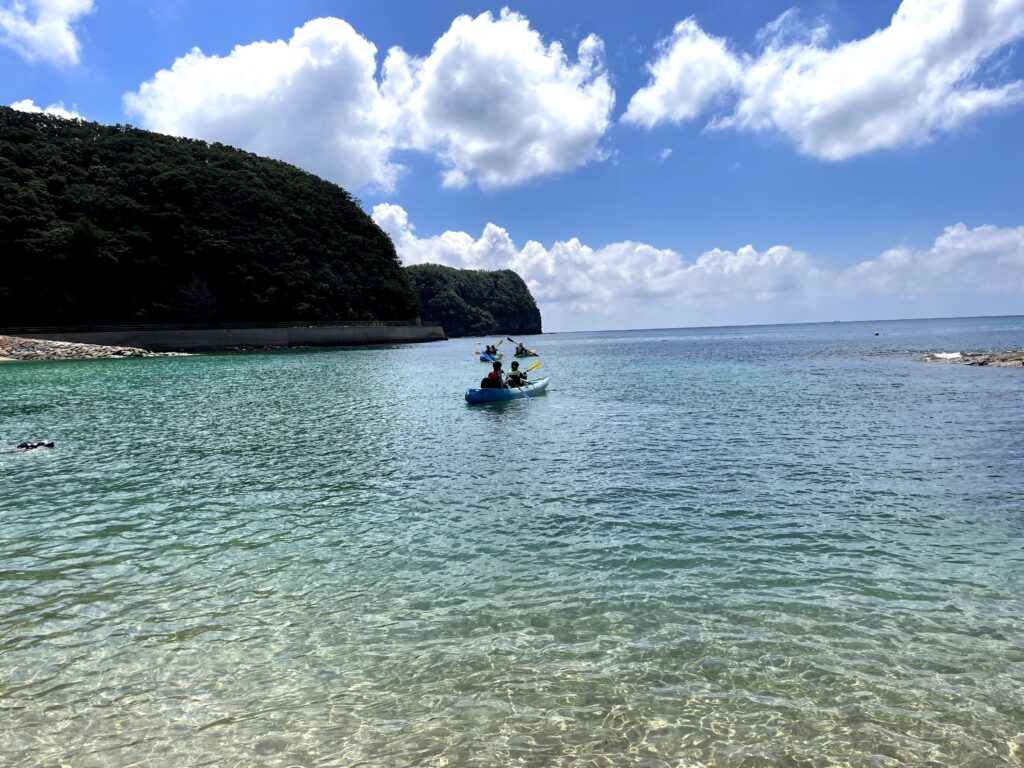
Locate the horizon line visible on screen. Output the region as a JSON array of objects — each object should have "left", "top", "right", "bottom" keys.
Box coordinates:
[{"left": 542, "top": 313, "right": 1024, "bottom": 335}]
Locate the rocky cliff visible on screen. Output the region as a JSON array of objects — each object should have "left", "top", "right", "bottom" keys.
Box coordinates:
[{"left": 404, "top": 264, "right": 542, "bottom": 338}]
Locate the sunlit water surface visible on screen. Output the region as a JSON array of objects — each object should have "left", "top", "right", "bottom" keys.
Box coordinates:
[{"left": 2, "top": 316, "right": 1023, "bottom": 767}]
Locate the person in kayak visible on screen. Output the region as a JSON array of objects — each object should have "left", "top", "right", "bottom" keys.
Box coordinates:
[
  {"left": 507, "top": 360, "right": 528, "bottom": 387},
  {"left": 515, "top": 343, "right": 527, "bottom": 355},
  {"left": 480, "top": 360, "right": 506, "bottom": 388}
]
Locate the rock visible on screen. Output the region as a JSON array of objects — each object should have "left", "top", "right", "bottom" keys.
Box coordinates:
[
  {"left": 17, "top": 440, "right": 55, "bottom": 450},
  {"left": 924, "top": 350, "right": 1024, "bottom": 367},
  {"left": 0, "top": 335, "right": 185, "bottom": 362}
]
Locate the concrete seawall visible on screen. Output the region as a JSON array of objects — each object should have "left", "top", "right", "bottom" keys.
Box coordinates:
[{"left": 0, "top": 322, "right": 447, "bottom": 352}]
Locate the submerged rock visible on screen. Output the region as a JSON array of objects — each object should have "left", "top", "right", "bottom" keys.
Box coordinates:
[{"left": 17, "top": 441, "right": 55, "bottom": 450}]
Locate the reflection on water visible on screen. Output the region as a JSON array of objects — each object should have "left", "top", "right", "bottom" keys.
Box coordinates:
[{"left": 2, "top": 317, "right": 1023, "bottom": 766}]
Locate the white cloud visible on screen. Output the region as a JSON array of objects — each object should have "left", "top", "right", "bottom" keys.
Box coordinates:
[
  {"left": 374, "top": 203, "right": 825, "bottom": 328},
  {"left": 623, "top": 18, "right": 741, "bottom": 128},
  {"left": 373, "top": 202, "right": 520, "bottom": 271},
  {"left": 124, "top": 17, "right": 401, "bottom": 191},
  {"left": 383, "top": 8, "right": 614, "bottom": 188},
  {"left": 10, "top": 97, "right": 83, "bottom": 119},
  {"left": 626, "top": 0, "right": 1024, "bottom": 159},
  {"left": 374, "top": 203, "right": 1024, "bottom": 330},
  {"left": 124, "top": 10, "right": 613, "bottom": 192},
  {"left": 0, "top": 0, "right": 93, "bottom": 66},
  {"left": 839, "top": 223, "right": 1024, "bottom": 297}
]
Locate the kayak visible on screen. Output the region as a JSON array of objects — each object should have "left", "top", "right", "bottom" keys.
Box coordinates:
[
  {"left": 514, "top": 351, "right": 539, "bottom": 358},
  {"left": 465, "top": 376, "right": 549, "bottom": 404},
  {"left": 480, "top": 352, "right": 503, "bottom": 361}
]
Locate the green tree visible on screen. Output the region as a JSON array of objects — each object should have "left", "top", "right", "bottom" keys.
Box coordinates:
[
  {"left": 0, "top": 107, "right": 421, "bottom": 325},
  {"left": 405, "top": 264, "right": 542, "bottom": 337}
]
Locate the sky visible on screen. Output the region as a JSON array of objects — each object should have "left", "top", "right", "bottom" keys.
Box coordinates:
[{"left": 3, "top": 0, "right": 1023, "bottom": 331}]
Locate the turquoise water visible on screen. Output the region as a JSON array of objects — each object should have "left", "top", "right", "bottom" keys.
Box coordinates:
[{"left": 2, "top": 316, "right": 1023, "bottom": 767}]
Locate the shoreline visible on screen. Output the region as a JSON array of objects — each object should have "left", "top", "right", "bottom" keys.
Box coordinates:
[{"left": 0, "top": 321, "right": 446, "bottom": 352}]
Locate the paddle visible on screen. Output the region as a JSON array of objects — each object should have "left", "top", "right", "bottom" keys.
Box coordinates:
[
  {"left": 477, "top": 350, "right": 520, "bottom": 398},
  {"left": 508, "top": 360, "right": 542, "bottom": 401},
  {"left": 507, "top": 336, "right": 537, "bottom": 355},
  {"left": 479, "top": 353, "right": 538, "bottom": 400},
  {"left": 506, "top": 359, "right": 542, "bottom": 379},
  {"left": 477, "top": 339, "right": 503, "bottom": 357}
]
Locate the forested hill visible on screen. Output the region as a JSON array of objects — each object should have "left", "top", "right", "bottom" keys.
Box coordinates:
[
  {"left": 405, "top": 264, "right": 542, "bottom": 338},
  {"left": 0, "top": 107, "right": 419, "bottom": 325}
]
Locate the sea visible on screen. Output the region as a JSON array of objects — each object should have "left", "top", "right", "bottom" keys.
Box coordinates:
[{"left": 1, "top": 315, "right": 1022, "bottom": 767}]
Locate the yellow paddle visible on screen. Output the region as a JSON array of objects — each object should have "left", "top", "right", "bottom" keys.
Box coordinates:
[
  {"left": 477, "top": 339, "right": 504, "bottom": 357},
  {"left": 507, "top": 336, "right": 540, "bottom": 357},
  {"left": 507, "top": 360, "right": 542, "bottom": 401},
  {"left": 507, "top": 360, "right": 541, "bottom": 375}
]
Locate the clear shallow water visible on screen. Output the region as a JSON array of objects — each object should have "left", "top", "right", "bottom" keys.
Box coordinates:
[{"left": 1, "top": 316, "right": 1023, "bottom": 767}]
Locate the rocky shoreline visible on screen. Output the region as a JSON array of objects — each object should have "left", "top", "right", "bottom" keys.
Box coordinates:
[
  {"left": 923, "top": 350, "right": 1024, "bottom": 367},
  {"left": 0, "top": 335, "right": 185, "bottom": 362}
]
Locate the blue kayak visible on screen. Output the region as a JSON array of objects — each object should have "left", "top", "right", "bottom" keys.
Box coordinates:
[
  {"left": 465, "top": 376, "right": 549, "bottom": 404},
  {"left": 479, "top": 352, "right": 503, "bottom": 361}
]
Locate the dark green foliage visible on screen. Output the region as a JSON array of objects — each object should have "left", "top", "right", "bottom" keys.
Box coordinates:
[
  {"left": 0, "top": 107, "right": 420, "bottom": 324},
  {"left": 405, "top": 263, "right": 542, "bottom": 338}
]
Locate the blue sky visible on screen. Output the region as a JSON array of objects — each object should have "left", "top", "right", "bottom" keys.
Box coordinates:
[{"left": 3, "top": 0, "right": 1023, "bottom": 330}]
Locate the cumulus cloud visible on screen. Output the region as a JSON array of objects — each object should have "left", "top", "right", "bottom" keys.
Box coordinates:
[
  {"left": 623, "top": 18, "right": 740, "bottom": 128},
  {"left": 124, "top": 10, "right": 613, "bottom": 191},
  {"left": 383, "top": 8, "right": 614, "bottom": 188},
  {"left": 374, "top": 203, "right": 1024, "bottom": 329},
  {"left": 0, "top": 0, "right": 93, "bottom": 66},
  {"left": 10, "top": 97, "right": 83, "bottom": 119},
  {"left": 124, "top": 18, "right": 401, "bottom": 191},
  {"left": 374, "top": 203, "right": 824, "bottom": 328},
  {"left": 839, "top": 223, "right": 1024, "bottom": 296},
  {"left": 626, "top": 0, "right": 1024, "bottom": 159}
]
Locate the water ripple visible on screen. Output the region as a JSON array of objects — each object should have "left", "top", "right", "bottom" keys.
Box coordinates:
[{"left": 2, "top": 319, "right": 1024, "bottom": 766}]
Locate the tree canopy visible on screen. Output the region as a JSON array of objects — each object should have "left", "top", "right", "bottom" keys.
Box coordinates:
[
  {"left": 405, "top": 263, "right": 542, "bottom": 338},
  {"left": 0, "top": 107, "right": 419, "bottom": 325}
]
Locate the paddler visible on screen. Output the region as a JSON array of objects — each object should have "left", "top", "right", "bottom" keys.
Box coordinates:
[
  {"left": 507, "top": 360, "right": 527, "bottom": 387},
  {"left": 480, "top": 360, "right": 506, "bottom": 388}
]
